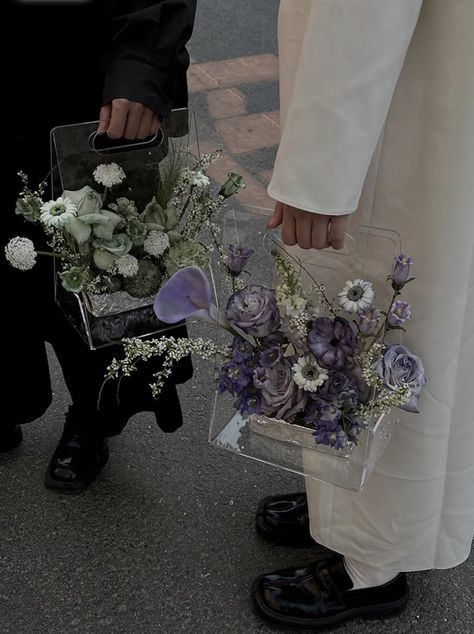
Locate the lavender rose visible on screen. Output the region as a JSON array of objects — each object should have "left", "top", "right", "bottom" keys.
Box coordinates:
[
  {"left": 226, "top": 285, "right": 281, "bottom": 337},
  {"left": 253, "top": 360, "right": 307, "bottom": 421},
  {"left": 308, "top": 317, "right": 357, "bottom": 370},
  {"left": 375, "top": 344, "right": 426, "bottom": 413}
]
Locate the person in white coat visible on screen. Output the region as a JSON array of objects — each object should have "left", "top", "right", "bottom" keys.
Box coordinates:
[{"left": 252, "top": 0, "right": 474, "bottom": 630}]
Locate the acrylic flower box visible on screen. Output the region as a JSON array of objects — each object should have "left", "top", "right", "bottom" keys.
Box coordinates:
[{"left": 207, "top": 213, "right": 408, "bottom": 491}]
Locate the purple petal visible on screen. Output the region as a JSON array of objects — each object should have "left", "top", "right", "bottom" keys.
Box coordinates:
[{"left": 154, "top": 266, "right": 212, "bottom": 323}]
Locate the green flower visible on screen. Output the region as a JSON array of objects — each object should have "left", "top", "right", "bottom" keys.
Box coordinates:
[
  {"left": 108, "top": 197, "right": 138, "bottom": 218},
  {"left": 59, "top": 267, "right": 89, "bottom": 293},
  {"left": 219, "top": 172, "right": 246, "bottom": 199},
  {"left": 123, "top": 259, "right": 162, "bottom": 298},
  {"left": 127, "top": 219, "right": 147, "bottom": 246},
  {"left": 63, "top": 186, "right": 102, "bottom": 217},
  {"left": 91, "top": 210, "right": 123, "bottom": 242},
  {"left": 164, "top": 240, "right": 209, "bottom": 275},
  {"left": 97, "top": 233, "right": 132, "bottom": 257},
  {"left": 141, "top": 197, "right": 180, "bottom": 232},
  {"left": 93, "top": 250, "right": 116, "bottom": 271},
  {"left": 15, "top": 195, "right": 42, "bottom": 222}
]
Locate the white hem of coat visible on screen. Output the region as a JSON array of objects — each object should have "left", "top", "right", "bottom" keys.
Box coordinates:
[{"left": 267, "top": 184, "right": 358, "bottom": 216}]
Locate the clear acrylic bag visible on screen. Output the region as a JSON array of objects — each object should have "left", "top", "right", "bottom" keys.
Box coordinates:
[
  {"left": 209, "top": 209, "right": 402, "bottom": 491},
  {"left": 50, "top": 109, "right": 197, "bottom": 349}
]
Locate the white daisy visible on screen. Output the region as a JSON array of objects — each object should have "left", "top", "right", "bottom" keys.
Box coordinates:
[
  {"left": 5, "top": 237, "right": 37, "bottom": 271},
  {"left": 292, "top": 356, "right": 329, "bottom": 392},
  {"left": 191, "top": 171, "right": 210, "bottom": 189},
  {"left": 144, "top": 231, "right": 170, "bottom": 257},
  {"left": 115, "top": 254, "right": 139, "bottom": 278},
  {"left": 337, "top": 279, "right": 375, "bottom": 314},
  {"left": 93, "top": 162, "right": 126, "bottom": 188},
  {"left": 40, "top": 197, "right": 77, "bottom": 228}
]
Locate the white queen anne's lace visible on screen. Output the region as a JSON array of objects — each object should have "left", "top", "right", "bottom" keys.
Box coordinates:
[
  {"left": 93, "top": 162, "right": 126, "bottom": 188},
  {"left": 144, "top": 231, "right": 170, "bottom": 257},
  {"left": 5, "top": 237, "right": 37, "bottom": 270}
]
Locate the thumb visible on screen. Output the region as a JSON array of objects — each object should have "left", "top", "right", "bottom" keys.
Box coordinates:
[
  {"left": 97, "top": 105, "right": 111, "bottom": 135},
  {"left": 267, "top": 203, "right": 284, "bottom": 229}
]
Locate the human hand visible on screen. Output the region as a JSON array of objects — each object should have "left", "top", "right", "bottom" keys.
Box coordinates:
[
  {"left": 97, "top": 99, "right": 161, "bottom": 140},
  {"left": 267, "top": 201, "right": 349, "bottom": 250}
]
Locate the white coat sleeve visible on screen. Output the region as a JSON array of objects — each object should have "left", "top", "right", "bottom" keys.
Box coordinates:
[{"left": 268, "top": 0, "right": 423, "bottom": 215}]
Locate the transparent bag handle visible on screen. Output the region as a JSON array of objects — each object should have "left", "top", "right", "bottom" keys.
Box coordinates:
[{"left": 88, "top": 127, "right": 165, "bottom": 156}]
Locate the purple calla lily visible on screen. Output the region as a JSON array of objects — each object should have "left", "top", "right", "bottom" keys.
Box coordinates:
[{"left": 154, "top": 266, "right": 215, "bottom": 324}]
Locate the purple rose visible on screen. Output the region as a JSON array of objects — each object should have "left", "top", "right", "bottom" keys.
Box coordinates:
[
  {"left": 392, "top": 254, "right": 415, "bottom": 289},
  {"left": 226, "top": 285, "right": 281, "bottom": 338},
  {"left": 227, "top": 244, "right": 254, "bottom": 276},
  {"left": 308, "top": 317, "right": 357, "bottom": 370},
  {"left": 259, "top": 346, "right": 284, "bottom": 368},
  {"left": 375, "top": 344, "right": 426, "bottom": 413},
  {"left": 253, "top": 360, "right": 308, "bottom": 421},
  {"left": 357, "top": 307, "right": 382, "bottom": 336},
  {"left": 388, "top": 300, "right": 412, "bottom": 327},
  {"left": 317, "top": 371, "right": 354, "bottom": 402}
]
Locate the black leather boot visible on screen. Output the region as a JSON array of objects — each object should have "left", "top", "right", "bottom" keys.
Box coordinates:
[
  {"left": 256, "top": 493, "right": 315, "bottom": 547},
  {"left": 44, "top": 405, "right": 109, "bottom": 493},
  {"left": 0, "top": 425, "right": 23, "bottom": 453}
]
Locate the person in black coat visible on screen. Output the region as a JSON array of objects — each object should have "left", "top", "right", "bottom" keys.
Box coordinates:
[{"left": 1, "top": 0, "right": 197, "bottom": 492}]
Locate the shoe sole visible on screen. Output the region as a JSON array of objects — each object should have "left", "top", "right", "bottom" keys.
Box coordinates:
[
  {"left": 251, "top": 577, "right": 409, "bottom": 631},
  {"left": 44, "top": 447, "right": 109, "bottom": 494},
  {"left": 255, "top": 496, "right": 316, "bottom": 548}
]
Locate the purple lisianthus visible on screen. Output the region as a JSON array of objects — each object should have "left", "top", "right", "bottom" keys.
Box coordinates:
[
  {"left": 253, "top": 360, "right": 308, "bottom": 421},
  {"left": 259, "top": 346, "right": 284, "bottom": 368},
  {"left": 218, "top": 361, "right": 250, "bottom": 396},
  {"left": 388, "top": 300, "right": 412, "bottom": 327},
  {"left": 357, "top": 307, "right": 382, "bottom": 336},
  {"left": 375, "top": 344, "right": 426, "bottom": 413},
  {"left": 392, "top": 254, "right": 415, "bottom": 289},
  {"left": 226, "top": 285, "right": 281, "bottom": 338},
  {"left": 227, "top": 244, "right": 254, "bottom": 276},
  {"left": 308, "top": 317, "right": 357, "bottom": 370}
]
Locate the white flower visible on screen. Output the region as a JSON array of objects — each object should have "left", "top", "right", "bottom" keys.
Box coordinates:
[
  {"left": 191, "top": 171, "right": 210, "bottom": 189},
  {"left": 143, "top": 231, "right": 170, "bottom": 257},
  {"left": 5, "top": 237, "right": 37, "bottom": 271},
  {"left": 337, "top": 279, "right": 375, "bottom": 314},
  {"left": 292, "top": 356, "right": 329, "bottom": 392},
  {"left": 93, "top": 163, "right": 126, "bottom": 188},
  {"left": 115, "top": 254, "right": 139, "bottom": 278},
  {"left": 40, "top": 197, "right": 77, "bottom": 228},
  {"left": 279, "top": 295, "right": 307, "bottom": 318}
]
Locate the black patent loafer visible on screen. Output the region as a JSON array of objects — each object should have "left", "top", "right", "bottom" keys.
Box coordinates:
[
  {"left": 44, "top": 407, "right": 109, "bottom": 493},
  {"left": 0, "top": 425, "right": 23, "bottom": 453},
  {"left": 256, "top": 493, "right": 315, "bottom": 547},
  {"left": 252, "top": 555, "right": 408, "bottom": 630}
]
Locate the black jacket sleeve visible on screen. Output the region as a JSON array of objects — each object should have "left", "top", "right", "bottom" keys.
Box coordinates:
[{"left": 101, "top": 0, "right": 197, "bottom": 118}]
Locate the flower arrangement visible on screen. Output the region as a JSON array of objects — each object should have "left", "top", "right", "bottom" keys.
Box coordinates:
[
  {"left": 5, "top": 149, "right": 245, "bottom": 314},
  {"left": 105, "top": 244, "right": 426, "bottom": 451}
]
